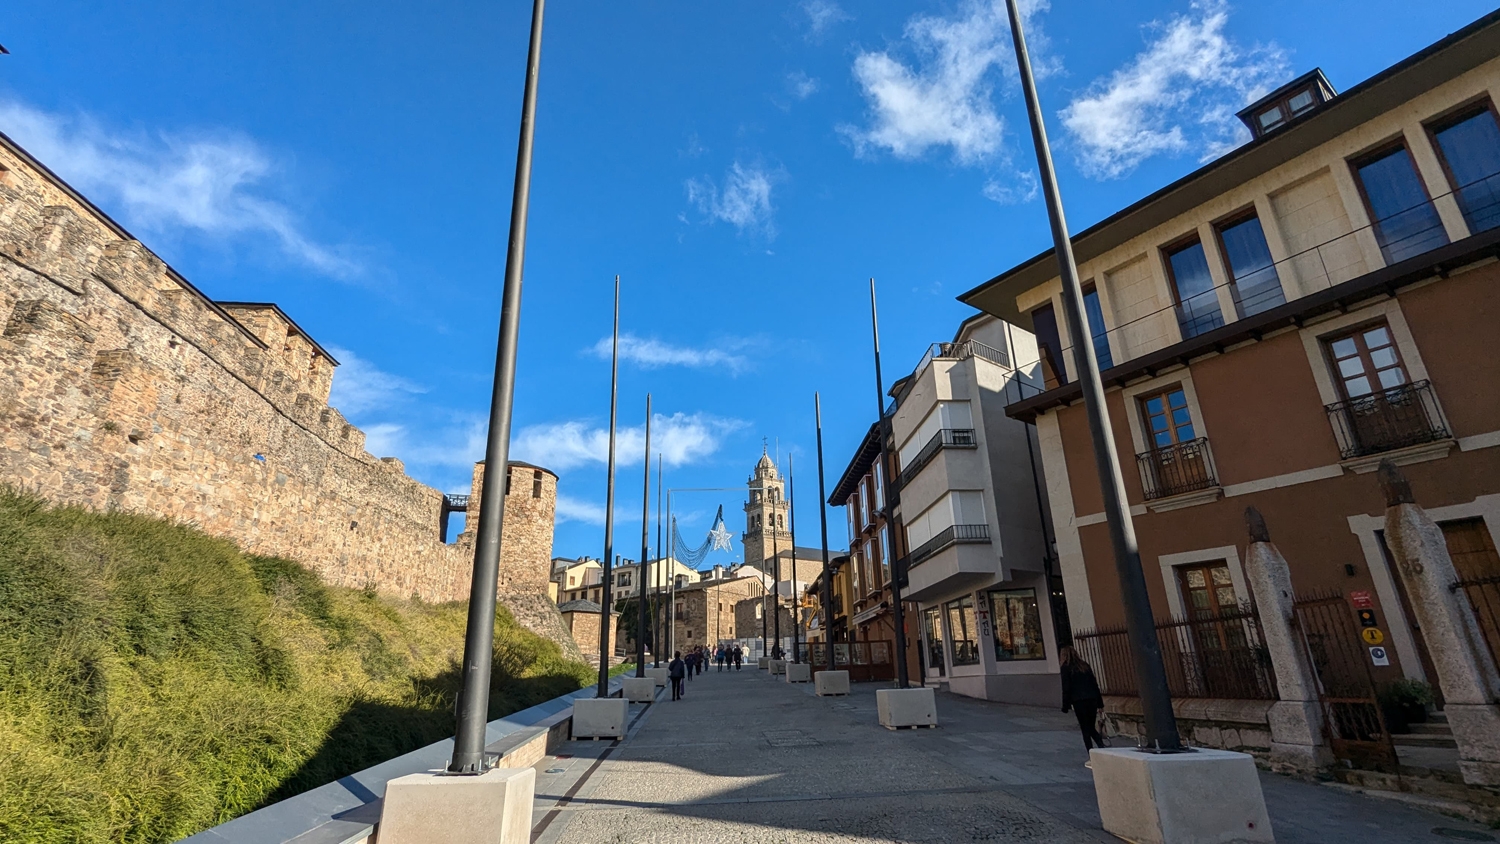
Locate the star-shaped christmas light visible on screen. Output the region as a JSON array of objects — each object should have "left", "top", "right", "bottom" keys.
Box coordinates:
[{"left": 708, "top": 518, "right": 734, "bottom": 552}]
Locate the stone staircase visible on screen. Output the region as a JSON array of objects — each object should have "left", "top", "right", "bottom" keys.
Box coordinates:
[{"left": 1390, "top": 711, "right": 1458, "bottom": 750}]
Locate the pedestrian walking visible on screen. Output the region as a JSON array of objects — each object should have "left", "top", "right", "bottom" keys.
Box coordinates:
[
  {"left": 1060, "top": 646, "right": 1108, "bottom": 756},
  {"left": 715, "top": 645, "right": 725, "bottom": 671},
  {"left": 733, "top": 645, "right": 743, "bottom": 670},
  {"left": 685, "top": 649, "right": 696, "bottom": 681},
  {"left": 669, "top": 651, "right": 686, "bottom": 701}
]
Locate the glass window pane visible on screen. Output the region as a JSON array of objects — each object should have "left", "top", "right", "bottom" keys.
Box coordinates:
[
  {"left": 1378, "top": 367, "right": 1406, "bottom": 389},
  {"left": 1339, "top": 357, "right": 1366, "bottom": 378},
  {"left": 1434, "top": 109, "right": 1500, "bottom": 233},
  {"left": 1289, "top": 90, "right": 1314, "bottom": 113},
  {"left": 1346, "top": 375, "right": 1373, "bottom": 396},
  {"left": 1151, "top": 416, "right": 1169, "bottom": 432},
  {"left": 1167, "top": 241, "right": 1225, "bottom": 338},
  {"left": 1031, "top": 303, "right": 1069, "bottom": 387},
  {"left": 1355, "top": 147, "right": 1449, "bottom": 263},
  {"left": 990, "top": 590, "right": 1044, "bottom": 661},
  {"left": 1177, "top": 423, "right": 1196, "bottom": 441},
  {"left": 1331, "top": 337, "right": 1357, "bottom": 358},
  {"left": 1258, "top": 106, "right": 1284, "bottom": 130},
  {"left": 1146, "top": 397, "right": 1164, "bottom": 414},
  {"left": 1168, "top": 390, "right": 1187, "bottom": 408},
  {"left": 1218, "top": 215, "right": 1285, "bottom": 316},
  {"left": 1171, "top": 408, "right": 1192, "bottom": 427},
  {"left": 1185, "top": 569, "right": 1206, "bottom": 587},
  {"left": 1154, "top": 431, "right": 1173, "bottom": 448},
  {"left": 1210, "top": 566, "right": 1232, "bottom": 585},
  {"left": 1370, "top": 347, "right": 1397, "bottom": 368},
  {"left": 1363, "top": 326, "right": 1391, "bottom": 348},
  {"left": 1215, "top": 586, "right": 1236, "bottom": 607},
  {"left": 1083, "top": 288, "right": 1114, "bottom": 369}
]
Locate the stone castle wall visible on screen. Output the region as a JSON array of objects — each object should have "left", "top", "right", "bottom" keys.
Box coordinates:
[{"left": 0, "top": 133, "right": 580, "bottom": 659}]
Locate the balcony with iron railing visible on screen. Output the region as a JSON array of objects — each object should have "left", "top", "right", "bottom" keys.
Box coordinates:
[
  {"left": 1325, "top": 380, "right": 1450, "bottom": 460},
  {"left": 1136, "top": 437, "right": 1218, "bottom": 501},
  {"left": 907, "top": 524, "right": 990, "bottom": 568},
  {"left": 911, "top": 340, "right": 1011, "bottom": 385},
  {"left": 898, "top": 428, "right": 977, "bottom": 486}
]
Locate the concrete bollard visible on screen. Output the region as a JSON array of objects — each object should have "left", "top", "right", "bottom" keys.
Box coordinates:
[
  {"left": 876, "top": 687, "right": 936, "bottom": 729},
  {"left": 622, "top": 677, "right": 656, "bottom": 703},
  {"left": 571, "top": 698, "right": 627, "bottom": 739},
  {"left": 814, "top": 670, "right": 850, "bottom": 696},
  {"left": 1091, "top": 748, "right": 1273, "bottom": 844},
  {"left": 378, "top": 766, "right": 535, "bottom": 844},
  {"left": 769, "top": 659, "right": 786, "bottom": 676},
  {"left": 785, "top": 663, "right": 811, "bottom": 683},
  {"left": 645, "top": 666, "right": 669, "bottom": 687},
  {"left": 758, "top": 657, "right": 770, "bottom": 670}
]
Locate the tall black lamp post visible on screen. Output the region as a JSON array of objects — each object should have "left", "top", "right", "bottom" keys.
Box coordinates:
[
  {"left": 449, "top": 0, "right": 546, "bottom": 775},
  {"left": 1002, "top": 0, "right": 1181, "bottom": 750}
]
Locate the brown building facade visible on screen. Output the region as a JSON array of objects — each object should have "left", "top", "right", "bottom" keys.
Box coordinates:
[{"left": 961, "top": 12, "right": 1500, "bottom": 762}]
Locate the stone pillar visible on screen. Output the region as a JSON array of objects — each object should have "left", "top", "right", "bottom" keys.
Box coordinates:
[
  {"left": 1378, "top": 461, "right": 1500, "bottom": 786},
  {"left": 1242, "top": 507, "right": 1333, "bottom": 771}
]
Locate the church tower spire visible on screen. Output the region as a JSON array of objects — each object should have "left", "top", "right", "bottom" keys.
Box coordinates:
[{"left": 742, "top": 447, "right": 789, "bottom": 571}]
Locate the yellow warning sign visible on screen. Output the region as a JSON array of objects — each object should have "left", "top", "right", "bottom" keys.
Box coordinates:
[{"left": 1361, "top": 628, "right": 1386, "bottom": 646}]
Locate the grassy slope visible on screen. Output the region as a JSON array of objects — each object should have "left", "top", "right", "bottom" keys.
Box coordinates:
[{"left": 0, "top": 490, "right": 592, "bottom": 844}]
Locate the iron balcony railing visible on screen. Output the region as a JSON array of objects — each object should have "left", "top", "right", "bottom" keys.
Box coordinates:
[
  {"left": 1136, "top": 437, "right": 1218, "bottom": 500},
  {"left": 912, "top": 340, "right": 1011, "bottom": 383},
  {"left": 443, "top": 493, "right": 470, "bottom": 509},
  {"left": 908, "top": 524, "right": 990, "bottom": 568},
  {"left": 1324, "top": 380, "right": 1449, "bottom": 460},
  {"left": 899, "top": 428, "right": 977, "bottom": 486}
]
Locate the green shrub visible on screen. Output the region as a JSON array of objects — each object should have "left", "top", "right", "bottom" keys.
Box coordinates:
[{"left": 0, "top": 489, "right": 591, "bottom": 843}]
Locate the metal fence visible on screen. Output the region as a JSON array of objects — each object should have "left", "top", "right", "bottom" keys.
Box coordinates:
[
  {"left": 899, "top": 428, "right": 976, "bottom": 486},
  {"left": 1073, "top": 602, "right": 1277, "bottom": 700},
  {"left": 1324, "top": 379, "right": 1450, "bottom": 459},
  {"left": 908, "top": 524, "right": 990, "bottom": 568},
  {"left": 1453, "top": 573, "right": 1500, "bottom": 674}
]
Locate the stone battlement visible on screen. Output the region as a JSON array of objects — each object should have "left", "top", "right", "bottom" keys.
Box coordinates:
[{"left": 0, "top": 131, "right": 578, "bottom": 658}]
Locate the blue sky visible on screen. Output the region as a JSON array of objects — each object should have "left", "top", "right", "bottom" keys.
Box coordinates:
[{"left": 2, "top": 0, "right": 1493, "bottom": 565}]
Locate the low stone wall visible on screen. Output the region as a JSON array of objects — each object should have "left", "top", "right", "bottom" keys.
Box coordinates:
[{"left": 1103, "top": 695, "right": 1276, "bottom": 757}]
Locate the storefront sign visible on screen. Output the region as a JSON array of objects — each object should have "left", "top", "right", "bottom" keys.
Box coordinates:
[
  {"left": 1361, "top": 627, "right": 1386, "bottom": 646},
  {"left": 1350, "top": 590, "right": 1374, "bottom": 609},
  {"left": 976, "top": 605, "right": 992, "bottom": 639},
  {"left": 1369, "top": 646, "right": 1390, "bottom": 666},
  {"left": 1357, "top": 609, "right": 1378, "bottom": 628}
]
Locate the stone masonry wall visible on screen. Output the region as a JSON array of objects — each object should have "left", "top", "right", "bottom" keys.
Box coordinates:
[{"left": 0, "top": 135, "right": 578, "bottom": 657}]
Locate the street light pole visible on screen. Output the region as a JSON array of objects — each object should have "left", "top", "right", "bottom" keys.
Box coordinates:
[
  {"left": 789, "top": 453, "right": 800, "bottom": 663},
  {"left": 635, "top": 395, "right": 651, "bottom": 677},
  {"left": 1002, "top": 0, "right": 1181, "bottom": 750},
  {"left": 596, "top": 275, "right": 621, "bottom": 698},
  {"left": 815, "top": 392, "right": 835, "bottom": 674},
  {"left": 654, "top": 453, "right": 663, "bottom": 668},
  {"left": 449, "top": 0, "right": 545, "bottom": 775},
  {"left": 868, "top": 279, "right": 910, "bottom": 688}
]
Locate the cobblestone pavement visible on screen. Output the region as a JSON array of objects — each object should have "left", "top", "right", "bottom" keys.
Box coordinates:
[{"left": 529, "top": 667, "right": 1498, "bottom": 843}]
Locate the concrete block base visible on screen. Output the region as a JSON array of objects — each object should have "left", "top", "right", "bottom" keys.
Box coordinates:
[
  {"left": 815, "top": 670, "right": 850, "bottom": 696},
  {"left": 571, "top": 697, "right": 627, "bottom": 739},
  {"left": 769, "top": 659, "right": 786, "bottom": 676},
  {"left": 1091, "top": 747, "right": 1272, "bottom": 844},
  {"left": 378, "top": 766, "right": 535, "bottom": 844},
  {"left": 758, "top": 657, "right": 770, "bottom": 669},
  {"left": 1447, "top": 703, "right": 1500, "bottom": 785},
  {"left": 785, "top": 663, "right": 811, "bottom": 683},
  {"left": 622, "top": 677, "right": 656, "bottom": 703},
  {"left": 877, "top": 687, "right": 937, "bottom": 728},
  {"left": 645, "top": 667, "right": 669, "bottom": 687}
]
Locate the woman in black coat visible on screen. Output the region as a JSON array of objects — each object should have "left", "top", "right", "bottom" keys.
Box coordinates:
[{"left": 1060, "top": 645, "right": 1108, "bottom": 751}]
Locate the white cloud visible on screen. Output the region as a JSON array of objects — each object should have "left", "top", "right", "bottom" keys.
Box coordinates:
[
  {"left": 0, "top": 99, "right": 359, "bottom": 277},
  {"left": 842, "top": 0, "right": 1051, "bottom": 165},
  {"left": 787, "top": 71, "right": 821, "bottom": 100},
  {"left": 685, "top": 163, "right": 778, "bottom": 236},
  {"left": 555, "top": 494, "right": 607, "bottom": 526},
  {"left": 361, "top": 418, "right": 487, "bottom": 471},
  {"left": 511, "top": 413, "right": 745, "bottom": 472},
  {"left": 981, "top": 169, "right": 1039, "bottom": 204},
  {"left": 1059, "top": 0, "right": 1289, "bottom": 179},
  {"left": 801, "top": 0, "right": 851, "bottom": 38},
  {"left": 587, "top": 333, "right": 748, "bottom": 373},
  {"left": 327, "top": 346, "right": 427, "bottom": 415}
]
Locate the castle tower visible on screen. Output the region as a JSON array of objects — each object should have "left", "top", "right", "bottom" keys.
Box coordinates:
[{"left": 742, "top": 448, "right": 790, "bottom": 571}]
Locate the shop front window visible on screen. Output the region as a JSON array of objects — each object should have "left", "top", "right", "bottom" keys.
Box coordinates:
[
  {"left": 945, "top": 596, "right": 981, "bottom": 666},
  {"left": 989, "top": 589, "right": 1045, "bottom": 661}
]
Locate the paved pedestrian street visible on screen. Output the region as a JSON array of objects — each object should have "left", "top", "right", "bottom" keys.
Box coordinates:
[{"left": 528, "top": 667, "right": 1497, "bottom": 843}]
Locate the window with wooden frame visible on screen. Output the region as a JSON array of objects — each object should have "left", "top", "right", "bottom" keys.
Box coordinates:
[
  {"left": 1139, "top": 386, "right": 1197, "bottom": 450},
  {"left": 1350, "top": 141, "right": 1449, "bottom": 264},
  {"left": 1214, "top": 210, "right": 1285, "bottom": 318},
  {"left": 1176, "top": 561, "right": 1236, "bottom": 621},
  {"left": 1426, "top": 99, "right": 1500, "bottom": 235},
  {"left": 1323, "top": 321, "right": 1408, "bottom": 400},
  {"left": 1163, "top": 236, "right": 1224, "bottom": 339}
]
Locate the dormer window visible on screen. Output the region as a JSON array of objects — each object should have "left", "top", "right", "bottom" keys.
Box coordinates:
[{"left": 1237, "top": 69, "right": 1337, "bottom": 140}]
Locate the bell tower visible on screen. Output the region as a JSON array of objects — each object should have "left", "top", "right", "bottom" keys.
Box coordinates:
[{"left": 742, "top": 447, "right": 789, "bottom": 571}]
